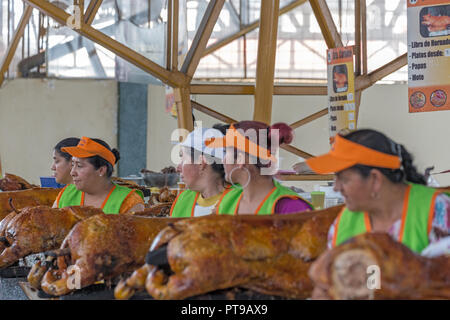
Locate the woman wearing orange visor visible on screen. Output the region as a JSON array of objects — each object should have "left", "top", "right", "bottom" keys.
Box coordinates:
[
  {"left": 206, "top": 121, "right": 313, "bottom": 215},
  {"left": 52, "top": 137, "right": 145, "bottom": 214},
  {"left": 304, "top": 129, "right": 449, "bottom": 254}
]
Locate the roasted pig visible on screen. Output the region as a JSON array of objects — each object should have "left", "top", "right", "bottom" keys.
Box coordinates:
[
  {"left": 0, "top": 205, "right": 103, "bottom": 269},
  {"left": 308, "top": 232, "right": 450, "bottom": 300},
  {"left": 115, "top": 205, "right": 343, "bottom": 300},
  {"left": 0, "top": 173, "right": 38, "bottom": 191},
  {"left": 29, "top": 215, "right": 178, "bottom": 296},
  {"left": 0, "top": 188, "right": 60, "bottom": 221}
]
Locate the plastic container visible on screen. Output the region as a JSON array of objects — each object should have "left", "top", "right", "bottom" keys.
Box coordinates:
[
  {"left": 310, "top": 191, "right": 326, "bottom": 210},
  {"left": 40, "top": 177, "right": 65, "bottom": 188}
]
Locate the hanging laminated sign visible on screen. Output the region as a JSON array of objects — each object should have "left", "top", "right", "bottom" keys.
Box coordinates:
[
  {"left": 327, "top": 46, "right": 356, "bottom": 144},
  {"left": 408, "top": 0, "right": 450, "bottom": 113}
]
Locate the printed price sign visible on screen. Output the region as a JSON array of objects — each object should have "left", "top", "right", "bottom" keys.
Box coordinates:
[
  {"left": 408, "top": 0, "right": 450, "bottom": 112},
  {"left": 327, "top": 46, "right": 356, "bottom": 143}
]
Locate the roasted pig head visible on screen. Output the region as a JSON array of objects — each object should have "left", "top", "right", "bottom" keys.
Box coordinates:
[
  {"left": 308, "top": 233, "right": 450, "bottom": 300},
  {"left": 31, "top": 215, "right": 177, "bottom": 296},
  {"left": 116, "top": 205, "right": 343, "bottom": 300},
  {"left": 0, "top": 205, "right": 102, "bottom": 269},
  {"left": 0, "top": 188, "right": 60, "bottom": 221}
]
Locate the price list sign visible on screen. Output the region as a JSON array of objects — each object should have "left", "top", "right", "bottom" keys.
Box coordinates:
[
  {"left": 408, "top": 0, "right": 450, "bottom": 113},
  {"left": 327, "top": 46, "right": 356, "bottom": 141}
]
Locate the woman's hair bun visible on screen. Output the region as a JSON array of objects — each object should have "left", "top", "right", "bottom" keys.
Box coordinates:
[
  {"left": 112, "top": 149, "right": 121, "bottom": 163},
  {"left": 269, "top": 122, "right": 294, "bottom": 145}
]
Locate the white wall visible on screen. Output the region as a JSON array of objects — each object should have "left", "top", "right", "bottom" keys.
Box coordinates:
[{"left": 0, "top": 78, "right": 118, "bottom": 185}]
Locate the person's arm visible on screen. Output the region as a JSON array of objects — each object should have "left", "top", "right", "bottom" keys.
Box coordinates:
[
  {"left": 119, "top": 191, "right": 146, "bottom": 214},
  {"left": 428, "top": 193, "right": 450, "bottom": 243},
  {"left": 127, "top": 202, "right": 146, "bottom": 213},
  {"left": 421, "top": 193, "right": 450, "bottom": 257}
]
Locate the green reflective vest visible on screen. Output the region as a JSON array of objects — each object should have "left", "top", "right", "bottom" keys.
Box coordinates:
[
  {"left": 333, "top": 183, "right": 449, "bottom": 253},
  {"left": 217, "top": 180, "right": 313, "bottom": 215},
  {"left": 57, "top": 183, "right": 143, "bottom": 214},
  {"left": 169, "top": 190, "right": 200, "bottom": 217}
]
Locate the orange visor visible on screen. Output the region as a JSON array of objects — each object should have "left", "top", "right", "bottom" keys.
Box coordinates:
[
  {"left": 61, "top": 136, "right": 116, "bottom": 167},
  {"left": 205, "top": 124, "right": 277, "bottom": 163},
  {"left": 305, "top": 134, "right": 401, "bottom": 174}
]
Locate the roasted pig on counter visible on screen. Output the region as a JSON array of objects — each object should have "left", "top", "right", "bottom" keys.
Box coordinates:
[
  {"left": 0, "top": 205, "right": 103, "bottom": 269},
  {"left": 308, "top": 233, "right": 450, "bottom": 300},
  {"left": 0, "top": 188, "right": 60, "bottom": 221},
  {"left": 28, "top": 215, "right": 178, "bottom": 296},
  {"left": 140, "top": 187, "right": 177, "bottom": 217},
  {"left": 115, "top": 205, "right": 343, "bottom": 300},
  {"left": 0, "top": 173, "right": 38, "bottom": 191}
]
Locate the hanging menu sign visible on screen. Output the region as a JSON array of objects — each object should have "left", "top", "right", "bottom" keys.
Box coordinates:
[
  {"left": 408, "top": 0, "right": 450, "bottom": 112},
  {"left": 327, "top": 46, "right": 356, "bottom": 143}
]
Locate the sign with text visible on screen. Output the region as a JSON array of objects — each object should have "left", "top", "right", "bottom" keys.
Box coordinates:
[
  {"left": 408, "top": 0, "right": 450, "bottom": 113},
  {"left": 327, "top": 46, "right": 356, "bottom": 143}
]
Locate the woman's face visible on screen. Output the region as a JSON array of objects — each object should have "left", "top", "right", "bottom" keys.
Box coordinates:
[
  {"left": 333, "top": 168, "right": 373, "bottom": 212},
  {"left": 70, "top": 157, "right": 102, "bottom": 191},
  {"left": 51, "top": 150, "right": 72, "bottom": 185},
  {"left": 177, "top": 148, "right": 202, "bottom": 190}
]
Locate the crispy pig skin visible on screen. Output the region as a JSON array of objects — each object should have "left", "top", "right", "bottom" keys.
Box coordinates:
[
  {"left": 308, "top": 233, "right": 450, "bottom": 300},
  {"left": 37, "top": 215, "right": 177, "bottom": 296},
  {"left": 0, "top": 173, "right": 37, "bottom": 191},
  {"left": 0, "top": 206, "right": 103, "bottom": 268},
  {"left": 123, "top": 205, "right": 343, "bottom": 300},
  {"left": 0, "top": 188, "right": 61, "bottom": 221}
]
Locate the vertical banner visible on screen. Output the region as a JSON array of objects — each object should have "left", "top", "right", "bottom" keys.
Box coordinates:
[
  {"left": 327, "top": 46, "right": 356, "bottom": 143},
  {"left": 407, "top": 0, "right": 450, "bottom": 113}
]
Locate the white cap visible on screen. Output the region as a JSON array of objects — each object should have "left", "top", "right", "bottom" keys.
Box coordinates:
[{"left": 179, "top": 127, "right": 225, "bottom": 161}]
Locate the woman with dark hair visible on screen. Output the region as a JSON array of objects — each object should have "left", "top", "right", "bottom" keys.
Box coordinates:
[
  {"left": 206, "top": 121, "right": 313, "bottom": 215},
  {"left": 51, "top": 137, "right": 80, "bottom": 185},
  {"left": 170, "top": 125, "right": 229, "bottom": 217},
  {"left": 303, "top": 129, "right": 449, "bottom": 254},
  {"left": 52, "top": 137, "right": 145, "bottom": 214}
]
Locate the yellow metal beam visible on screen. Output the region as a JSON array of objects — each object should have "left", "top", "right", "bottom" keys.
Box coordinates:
[
  {"left": 281, "top": 144, "right": 314, "bottom": 159},
  {"left": 309, "top": 0, "right": 343, "bottom": 48},
  {"left": 190, "top": 84, "right": 328, "bottom": 95},
  {"left": 0, "top": 5, "right": 33, "bottom": 87},
  {"left": 166, "top": 0, "right": 173, "bottom": 70},
  {"left": 181, "top": 0, "right": 225, "bottom": 79},
  {"left": 191, "top": 100, "right": 237, "bottom": 124},
  {"left": 289, "top": 108, "right": 328, "bottom": 129},
  {"left": 23, "top": 0, "right": 188, "bottom": 88},
  {"left": 276, "top": 174, "right": 335, "bottom": 181},
  {"left": 175, "top": 87, "right": 194, "bottom": 132},
  {"left": 84, "top": 0, "right": 102, "bottom": 25},
  {"left": 355, "top": 53, "right": 407, "bottom": 91},
  {"left": 202, "top": 0, "right": 308, "bottom": 57},
  {"left": 253, "top": 0, "right": 280, "bottom": 124},
  {"left": 361, "top": 0, "right": 367, "bottom": 75},
  {"left": 355, "top": 0, "right": 361, "bottom": 75},
  {"left": 172, "top": 0, "right": 179, "bottom": 71}
]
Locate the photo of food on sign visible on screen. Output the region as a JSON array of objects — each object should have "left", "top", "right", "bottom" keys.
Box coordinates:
[
  {"left": 332, "top": 64, "right": 348, "bottom": 93},
  {"left": 419, "top": 5, "right": 450, "bottom": 37},
  {"left": 430, "top": 89, "right": 447, "bottom": 107},
  {"left": 410, "top": 91, "right": 426, "bottom": 109}
]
